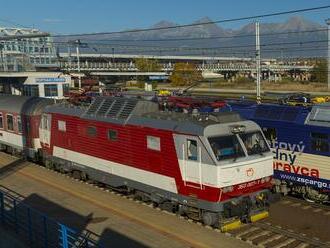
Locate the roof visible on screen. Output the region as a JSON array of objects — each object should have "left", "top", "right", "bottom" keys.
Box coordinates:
[
  {"left": 0, "top": 95, "right": 53, "bottom": 115},
  {"left": 46, "top": 97, "right": 246, "bottom": 136},
  {"left": 228, "top": 101, "right": 310, "bottom": 124},
  {"left": 305, "top": 104, "right": 330, "bottom": 128}
]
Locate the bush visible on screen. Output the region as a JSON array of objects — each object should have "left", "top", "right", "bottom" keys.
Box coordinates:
[{"left": 234, "top": 77, "right": 254, "bottom": 84}]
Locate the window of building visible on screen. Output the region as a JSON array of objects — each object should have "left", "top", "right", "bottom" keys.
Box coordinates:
[
  {"left": 311, "top": 132, "right": 329, "bottom": 152},
  {"left": 0, "top": 113, "right": 3, "bottom": 129},
  {"left": 87, "top": 126, "right": 97, "bottom": 137},
  {"left": 58, "top": 120, "right": 66, "bottom": 132},
  {"left": 44, "top": 84, "right": 58, "bottom": 97},
  {"left": 17, "top": 116, "right": 22, "bottom": 133},
  {"left": 6, "top": 114, "right": 14, "bottom": 131},
  {"left": 108, "top": 130, "right": 117, "bottom": 141},
  {"left": 147, "top": 136, "right": 160, "bottom": 151},
  {"left": 187, "top": 139, "right": 198, "bottom": 161},
  {"left": 23, "top": 85, "right": 39, "bottom": 97}
]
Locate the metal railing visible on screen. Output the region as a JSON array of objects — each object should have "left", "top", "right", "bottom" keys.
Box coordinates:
[
  {"left": 0, "top": 185, "right": 102, "bottom": 248},
  {"left": 60, "top": 61, "right": 313, "bottom": 73}
]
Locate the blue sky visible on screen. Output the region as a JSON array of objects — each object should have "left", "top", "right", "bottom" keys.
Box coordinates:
[{"left": 0, "top": 0, "right": 329, "bottom": 34}]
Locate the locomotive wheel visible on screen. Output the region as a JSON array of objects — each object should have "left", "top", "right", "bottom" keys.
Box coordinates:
[
  {"left": 72, "top": 170, "right": 83, "bottom": 180},
  {"left": 202, "top": 211, "right": 219, "bottom": 227},
  {"left": 159, "top": 201, "right": 175, "bottom": 213},
  {"left": 45, "top": 160, "right": 54, "bottom": 170}
]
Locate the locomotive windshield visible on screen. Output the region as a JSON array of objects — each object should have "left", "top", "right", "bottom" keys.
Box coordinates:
[
  {"left": 239, "top": 131, "right": 270, "bottom": 156},
  {"left": 209, "top": 135, "right": 245, "bottom": 161},
  {"left": 209, "top": 131, "right": 269, "bottom": 162}
]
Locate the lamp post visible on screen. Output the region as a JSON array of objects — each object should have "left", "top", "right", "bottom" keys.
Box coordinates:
[
  {"left": 75, "top": 39, "right": 81, "bottom": 89},
  {"left": 255, "top": 21, "right": 261, "bottom": 103},
  {"left": 326, "top": 19, "right": 330, "bottom": 91}
]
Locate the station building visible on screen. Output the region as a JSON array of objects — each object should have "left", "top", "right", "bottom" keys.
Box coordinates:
[
  {"left": 0, "top": 27, "right": 71, "bottom": 100},
  {"left": 0, "top": 72, "right": 71, "bottom": 100}
]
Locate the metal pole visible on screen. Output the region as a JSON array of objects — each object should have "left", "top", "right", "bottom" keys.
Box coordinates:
[
  {"left": 112, "top": 47, "right": 115, "bottom": 64},
  {"left": 76, "top": 39, "right": 81, "bottom": 89},
  {"left": 326, "top": 19, "right": 330, "bottom": 91},
  {"left": 0, "top": 44, "right": 4, "bottom": 71},
  {"left": 255, "top": 21, "right": 261, "bottom": 103}
]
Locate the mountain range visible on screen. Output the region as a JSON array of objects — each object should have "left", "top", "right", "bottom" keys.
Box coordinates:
[{"left": 58, "top": 16, "right": 327, "bottom": 58}]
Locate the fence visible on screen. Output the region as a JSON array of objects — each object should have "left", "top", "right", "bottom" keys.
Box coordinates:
[{"left": 0, "top": 185, "right": 102, "bottom": 248}]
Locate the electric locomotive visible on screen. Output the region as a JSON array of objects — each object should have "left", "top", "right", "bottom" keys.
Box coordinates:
[{"left": 228, "top": 101, "right": 330, "bottom": 203}]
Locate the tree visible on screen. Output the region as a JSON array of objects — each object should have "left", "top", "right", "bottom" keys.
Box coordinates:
[
  {"left": 311, "top": 59, "right": 327, "bottom": 83},
  {"left": 169, "top": 63, "right": 202, "bottom": 87},
  {"left": 134, "top": 58, "right": 161, "bottom": 72}
]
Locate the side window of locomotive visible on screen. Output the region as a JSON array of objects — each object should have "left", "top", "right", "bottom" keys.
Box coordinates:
[
  {"left": 17, "top": 116, "right": 22, "bottom": 133},
  {"left": 311, "top": 132, "right": 329, "bottom": 152},
  {"left": 58, "top": 120, "right": 66, "bottom": 132},
  {"left": 147, "top": 135, "right": 160, "bottom": 151},
  {"left": 6, "top": 114, "right": 14, "bottom": 131},
  {"left": 41, "top": 114, "right": 50, "bottom": 130},
  {"left": 87, "top": 126, "right": 97, "bottom": 137},
  {"left": 108, "top": 129, "right": 118, "bottom": 141},
  {"left": 0, "top": 113, "right": 3, "bottom": 129},
  {"left": 262, "top": 127, "right": 277, "bottom": 145},
  {"left": 187, "top": 139, "right": 198, "bottom": 161}
]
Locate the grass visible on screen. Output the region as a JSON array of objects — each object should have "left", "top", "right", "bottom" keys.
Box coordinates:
[{"left": 192, "top": 80, "right": 328, "bottom": 92}]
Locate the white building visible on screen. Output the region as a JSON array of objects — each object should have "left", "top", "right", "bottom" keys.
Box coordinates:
[
  {"left": 0, "top": 27, "right": 57, "bottom": 71},
  {"left": 0, "top": 72, "right": 71, "bottom": 100}
]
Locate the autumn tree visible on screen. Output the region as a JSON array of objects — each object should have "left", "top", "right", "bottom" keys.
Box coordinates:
[
  {"left": 311, "top": 59, "right": 327, "bottom": 83},
  {"left": 134, "top": 58, "right": 161, "bottom": 72},
  {"left": 169, "top": 63, "right": 202, "bottom": 87}
]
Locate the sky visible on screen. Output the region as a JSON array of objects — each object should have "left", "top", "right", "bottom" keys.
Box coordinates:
[{"left": 0, "top": 0, "right": 329, "bottom": 34}]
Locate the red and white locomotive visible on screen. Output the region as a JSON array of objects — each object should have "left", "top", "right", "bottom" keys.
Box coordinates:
[{"left": 0, "top": 95, "right": 273, "bottom": 228}]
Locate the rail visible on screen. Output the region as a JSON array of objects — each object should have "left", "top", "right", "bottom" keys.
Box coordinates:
[{"left": 0, "top": 185, "right": 102, "bottom": 248}]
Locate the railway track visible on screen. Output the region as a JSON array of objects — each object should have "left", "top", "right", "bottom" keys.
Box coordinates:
[
  {"left": 227, "top": 222, "right": 330, "bottom": 248},
  {"left": 1, "top": 153, "right": 330, "bottom": 248}
]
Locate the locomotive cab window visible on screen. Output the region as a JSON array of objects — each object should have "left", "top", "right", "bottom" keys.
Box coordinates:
[
  {"left": 108, "top": 129, "right": 118, "bottom": 141},
  {"left": 311, "top": 132, "right": 329, "bottom": 152},
  {"left": 0, "top": 113, "right": 3, "bottom": 129},
  {"left": 239, "top": 131, "right": 270, "bottom": 156},
  {"left": 6, "top": 114, "right": 14, "bottom": 131},
  {"left": 209, "top": 135, "right": 244, "bottom": 161},
  {"left": 41, "top": 114, "right": 51, "bottom": 130},
  {"left": 187, "top": 139, "right": 198, "bottom": 161},
  {"left": 262, "top": 127, "right": 277, "bottom": 144},
  {"left": 17, "top": 116, "right": 22, "bottom": 133},
  {"left": 147, "top": 136, "right": 160, "bottom": 151},
  {"left": 87, "top": 126, "right": 97, "bottom": 137}
]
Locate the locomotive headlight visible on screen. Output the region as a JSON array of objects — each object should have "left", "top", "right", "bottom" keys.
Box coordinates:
[
  {"left": 261, "top": 176, "right": 271, "bottom": 184},
  {"left": 230, "top": 125, "right": 246, "bottom": 134},
  {"left": 264, "top": 176, "right": 271, "bottom": 182},
  {"left": 222, "top": 186, "right": 234, "bottom": 193}
]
